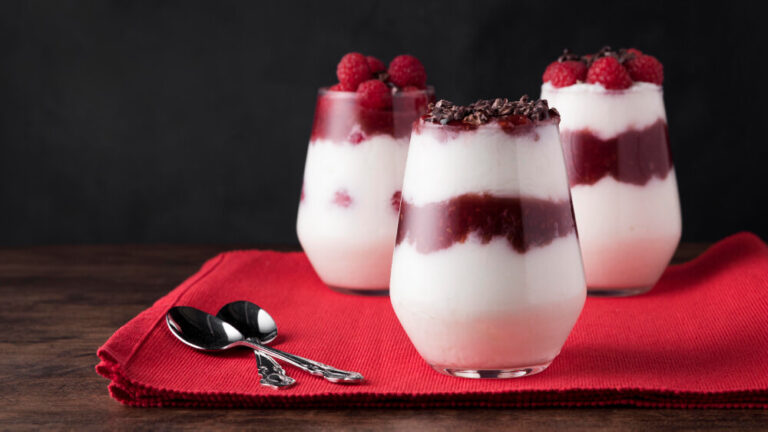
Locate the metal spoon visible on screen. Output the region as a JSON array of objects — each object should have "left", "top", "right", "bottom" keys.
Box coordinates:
[
  {"left": 217, "top": 301, "right": 365, "bottom": 383},
  {"left": 215, "top": 304, "right": 295, "bottom": 389},
  {"left": 166, "top": 306, "right": 364, "bottom": 383}
]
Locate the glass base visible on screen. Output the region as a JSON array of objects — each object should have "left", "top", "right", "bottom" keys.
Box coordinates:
[
  {"left": 431, "top": 361, "right": 552, "bottom": 379},
  {"left": 328, "top": 285, "right": 389, "bottom": 297},
  {"left": 588, "top": 285, "right": 653, "bottom": 297}
]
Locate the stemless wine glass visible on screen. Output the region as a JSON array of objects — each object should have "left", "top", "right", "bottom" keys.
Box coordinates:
[
  {"left": 541, "top": 80, "right": 682, "bottom": 297},
  {"left": 296, "top": 86, "right": 433, "bottom": 295},
  {"left": 390, "top": 98, "right": 586, "bottom": 378}
]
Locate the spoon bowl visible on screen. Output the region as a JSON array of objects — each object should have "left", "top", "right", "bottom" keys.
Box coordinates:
[
  {"left": 216, "top": 301, "right": 277, "bottom": 344},
  {"left": 166, "top": 306, "right": 247, "bottom": 351}
]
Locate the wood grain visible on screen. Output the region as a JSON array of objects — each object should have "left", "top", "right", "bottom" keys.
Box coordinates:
[{"left": 1, "top": 243, "right": 766, "bottom": 431}]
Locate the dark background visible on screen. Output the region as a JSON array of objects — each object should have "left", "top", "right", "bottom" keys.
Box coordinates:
[{"left": 1, "top": 1, "right": 766, "bottom": 245}]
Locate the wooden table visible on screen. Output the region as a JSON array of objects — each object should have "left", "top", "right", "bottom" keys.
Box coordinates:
[{"left": 1, "top": 243, "right": 766, "bottom": 431}]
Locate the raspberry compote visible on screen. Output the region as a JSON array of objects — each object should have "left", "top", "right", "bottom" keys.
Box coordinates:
[
  {"left": 541, "top": 47, "right": 681, "bottom": 297},
  {"left": 297, "top": 53, "right": 433, "bottom": 294},
  {"left": 390, "top": 97, "right": 586, "bottom": 378}
]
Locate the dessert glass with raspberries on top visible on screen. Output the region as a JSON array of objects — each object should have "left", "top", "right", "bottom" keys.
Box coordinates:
[
  {"left": 540, "top": 47, "right": 682, "bottom": 297},
  {"left": 390, "top": 97, "right": 586, "bottom": 378},
  {"left": 297, "top": 53, "right": 433, "bottom": 294}
]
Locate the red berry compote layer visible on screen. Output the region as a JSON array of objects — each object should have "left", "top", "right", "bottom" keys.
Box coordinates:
[
  {"left": 297, "top": 53, "right": 432, "bottom": 292},
  {"left": 541, "top": 47, "right": 681, "bottom": 296},
  {"left": 390, "top": 97, "right": 586, "bottom": 377}
]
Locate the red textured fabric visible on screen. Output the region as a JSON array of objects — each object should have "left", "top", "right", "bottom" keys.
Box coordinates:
[{"left": 96, "top": 233, "right": 768, "bottom": 408}]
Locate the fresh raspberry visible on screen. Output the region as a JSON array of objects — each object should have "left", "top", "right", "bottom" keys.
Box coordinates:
[
  {"left": 586, "top": 56, "right": 632, "bottom": 90},
  {"left": 348, "top": 131, "right": 365, "bottom": 144},
  {"left": 336, "top": 52, "right": 371, "bottom": 91},
  {"left": 391, "top": 190, "right": 402, "bottom": 213},
  {"left": 564, "top": 60, "right": 587, "bottom": 81},
  {"left": 357, "top": 79, "right": 392, "bottom": 109},
  {"left": 542, "top": 60, "right": 586, "bottom": 87},
  {"left": 624, "top": 54, "right": 664, "bottom": 85},
  {"left": 543, "top": 62, "right": 568, "bottom": 85},
  {"left": 366, "top": 56, "right": 386, "bottom": 74},
  {"left": 329, "top": 83, "right": 354, "bottom": 92},
  {"left": 333, "top": 189, "right": 352, "bottom": 207},
  {"left": 388, "top": 55, "right": 426, "bottom": 89}
]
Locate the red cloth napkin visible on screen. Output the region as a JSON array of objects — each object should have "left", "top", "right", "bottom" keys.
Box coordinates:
[{"left": 96, "top": 232, "right": 768, "bottom": 408}]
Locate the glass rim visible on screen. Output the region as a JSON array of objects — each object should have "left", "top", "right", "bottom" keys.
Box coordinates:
[
  {"left": 541, "top": 81, "right": 663, "bottom": 95},
  {"left": 318, "top": 84, "right": 435, "bottom": 97}
]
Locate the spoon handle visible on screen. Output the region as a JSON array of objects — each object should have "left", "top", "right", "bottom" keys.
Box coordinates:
[
  {"left": 247, "top": 342, "right": 364, "bottom": 383},
  {"left": 254, "top": 351, "right": 296, "bottom": 388}
]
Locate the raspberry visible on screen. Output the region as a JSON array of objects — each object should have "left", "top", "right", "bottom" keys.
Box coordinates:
[
  {"left": 542, "top": 60, "right": 586, "bottom": 87},
  {"left": 586, "top": 56, "right": 632, "bottom": 90},
  {"left": 329, "top": 83, "right": 354, "bottom": 92},
  {"left": 357, "top": 79, "right": 392, "bottom": 110},
  {"left": 391, "top": 190, "right": 402, "bottom": 213},
  {"left": 624, "top": 54, "right": 664, "bottom": 85},
  {"left": 388, "top": 55, "right": 426, "bottom": 89},
  {"left": 564, "top": 61, "right": 587, "bottom": 81},
  {"left": 348, "top": 131, "right": 365, "bottom": 144},
  {"left": 336, "top": 52, "right": 371, "bottom": 91},
  {"left": 366, "top": 56, "right": 386, "bottom": 74},
  {"left": 333, "top": 189, "right": 352, "bottom": 207}
]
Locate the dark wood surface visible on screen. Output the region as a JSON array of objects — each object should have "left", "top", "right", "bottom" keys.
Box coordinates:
[{"left": 1, "top": 243, "right": 766, "bottom": 431}]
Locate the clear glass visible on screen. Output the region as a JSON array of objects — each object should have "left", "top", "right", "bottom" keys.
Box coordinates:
[
  {"left": 541, "top": 83, "right": 682, "bottom": 296},
  {"left": 390, "top": 118, "right": 586, "bottom": 378},
  {"left": 296, "top": 87, "right": 433, "bottom": 294}
]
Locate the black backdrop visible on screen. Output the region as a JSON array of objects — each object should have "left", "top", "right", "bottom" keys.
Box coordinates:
[{"left": 1, "top": 1, "right": 766, "bottom": 245}]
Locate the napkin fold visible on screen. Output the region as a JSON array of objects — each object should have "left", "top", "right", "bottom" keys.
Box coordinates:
[{"left": 96, "top": 232, "right": 768, "bottom": 408}]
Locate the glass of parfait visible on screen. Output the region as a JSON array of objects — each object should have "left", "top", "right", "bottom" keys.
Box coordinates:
[
  {"left": 390, "top": 97, "right": 586, "bottom": 378},
  {"left": 541, "top": 47, "right": 681, "bottom": 297},
  {"left": 297, "top": 82, "right": 433, "bottom": 294}
]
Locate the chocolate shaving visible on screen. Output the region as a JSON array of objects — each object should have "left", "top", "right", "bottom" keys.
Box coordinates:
[
  {"left": 585, "top": 46, "right": 637, "bottom": 66},
  {"left": 424, "top": 95, "right": 558, "bottom": 126},
  {"left": 557, "top": 46, "right": 638, "bottom": 68},
  {"left": 557, "top": 49, "right": 582, "bottom": 63}
]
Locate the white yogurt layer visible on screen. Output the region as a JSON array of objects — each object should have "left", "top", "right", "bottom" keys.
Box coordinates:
[
  {"left": 571, "top": 171, "right": 682, "bottom": 289},
  {"left": 296, "top": 134, "right": 408, "bottom": 290},
  {"left": 541, "top": 82, "right": 666, "bottom": 139},
  {"left": 391, "top": 234, "right": 585, "bottom": 313},
  {"left": 402, "top": 122, "right": 571, "bottom": 205},
  {"left": 390, "top": 235, "right": 586, "bottom": 369}
]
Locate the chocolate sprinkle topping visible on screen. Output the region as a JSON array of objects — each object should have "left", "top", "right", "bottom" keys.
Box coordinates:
[
  {"left": 589, "top": 46, "right": 637, "bottom": 66},
  {"left": 557, "top": 48, "right": 583, "bottom": 63},
  {"left": 424, "top": 96, "right": 558, "bottom": 126},
  {"left": 557, "top": 46, "right": 638, "bottom": 67}
]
